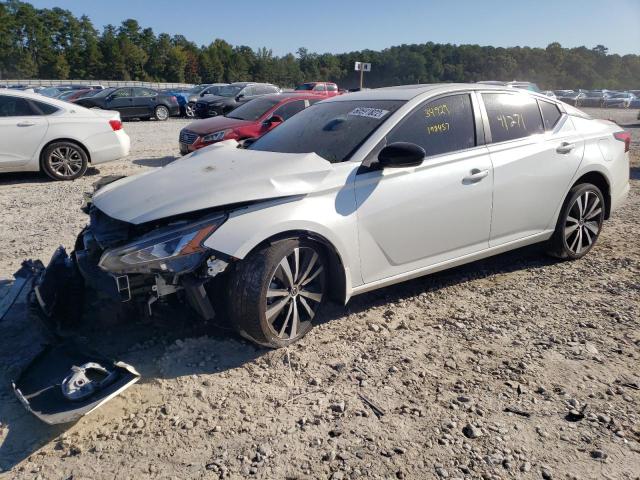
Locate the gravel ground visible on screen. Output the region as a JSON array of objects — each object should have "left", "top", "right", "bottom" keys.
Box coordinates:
[{"left": 0, "top": 110, "right": 639, "bottom": 479}]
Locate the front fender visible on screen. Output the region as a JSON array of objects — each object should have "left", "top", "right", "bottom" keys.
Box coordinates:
[{"left": 203, "top": 195, "right": 361, "bottom": 299}]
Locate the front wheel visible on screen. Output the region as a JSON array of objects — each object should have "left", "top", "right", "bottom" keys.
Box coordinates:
[
  {"left": 154, "top": 105, "right": 169, "bottom": 121},
  {"left": 184, "top": 103, "right": 195, "bottom": 118},
  {"left": 547, "top": 183, "right": 605, "bottom": 259},
  {"left": 228, "top": 239, "right": 327, "bottom": 348}
]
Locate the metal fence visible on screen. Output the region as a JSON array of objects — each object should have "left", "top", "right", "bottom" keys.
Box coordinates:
[{"left": 0, "top": 79, "right": 195, "bottom": 89}]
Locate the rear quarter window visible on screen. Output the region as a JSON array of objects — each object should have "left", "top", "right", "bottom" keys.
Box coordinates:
[
  {"left": 538, "top": 100, "right": 562, "bottom": 130},
  {"left": 32, "top": 100, "right": 59, "bottom": 115},
  {"left": 482, "top": 93, "right": 544, "bottom": 143}
]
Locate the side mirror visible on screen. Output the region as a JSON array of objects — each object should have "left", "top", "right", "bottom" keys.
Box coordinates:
[
  {"left": 105, "top": 95, "right": 114, "bottom": 102},
  {"left": 236, "top": 94, "right": 245, "bottom": 101},
  {"left": 241, "top": 137, "right": 259, "bottom": 149},
  {"left": 264, "top": 115, "right": 284, "bottom": 126},
  {"left": 377, "top": 142, "right": 425, "bottom": 168}
]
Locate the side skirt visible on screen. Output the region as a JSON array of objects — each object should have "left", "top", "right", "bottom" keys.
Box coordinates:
[{"left": 349, "top": 231, "right": 553, "bottom": 298}]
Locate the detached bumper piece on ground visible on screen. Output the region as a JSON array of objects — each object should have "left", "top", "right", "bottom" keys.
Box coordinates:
[
  {"left": 13, "top": 344, "right": 139, "bottom": 425},
  {"left": 0, "top": 259, "right": 140, "bottom": 425}
]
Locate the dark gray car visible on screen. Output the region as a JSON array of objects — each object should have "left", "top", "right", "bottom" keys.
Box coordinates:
[{"left": 194, "top": 82, "right": 281, "bottom": 118}]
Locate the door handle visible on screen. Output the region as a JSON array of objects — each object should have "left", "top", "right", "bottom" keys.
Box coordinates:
[
  {"left": 556, "top": 142, "right": 575, "bottom": 154},
  {"left": 17, "top": 121, "right": 35, "bottom": 127},
  {"left": 463, "top": 168, "right": 489, "bottom": 184}
]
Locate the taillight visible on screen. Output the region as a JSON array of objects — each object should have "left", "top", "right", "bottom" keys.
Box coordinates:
[
  {"left": 109, "top": 119, "right": 122, "bottom": 131},
  {"left": 613, "top": 131, "right": 630, "bottom": 153}
]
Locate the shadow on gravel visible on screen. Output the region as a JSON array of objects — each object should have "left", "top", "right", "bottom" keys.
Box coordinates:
[
  {"left": 320, "top": 243, "right": 558, "bottom": 324},
  {"left": 0, "top": 168, "right": 100, "bottom": 186},
  {"left": 0, "top": 242, "right": 557, "bottom": 471},
  {"left": 132, "top": 155, "right": 178, "bottom": 167}
]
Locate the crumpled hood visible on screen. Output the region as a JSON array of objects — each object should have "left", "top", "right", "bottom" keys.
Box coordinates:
[{"left": 92, "top": 144, "right": 332, "bottom": 224}]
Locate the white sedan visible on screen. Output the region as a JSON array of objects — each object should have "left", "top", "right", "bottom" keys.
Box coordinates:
[
  {"left": 47, "top": 84, "right": 630, "bottom": 348},
  {"left": 0, "top": 89, "right": 130, "bottom": 180}
]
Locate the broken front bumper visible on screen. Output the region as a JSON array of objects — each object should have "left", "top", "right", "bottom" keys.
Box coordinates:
[
  {"left": 13, "top": 343, "right": 139, "bottom": 425},
  {"left": 1, "top": 259, "right": 140, "bottom": 425}
]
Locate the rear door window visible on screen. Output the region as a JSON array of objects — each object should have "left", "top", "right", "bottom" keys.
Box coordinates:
[
  {"left": 387, "top": 93, "right": 476, "bottom": 157},
  {"left": 482, "top": 93, "right": 544, "bottom": 143},
  {"left": 538, "top": 100, "right": 562, "bottom": 131},
  {"left": 134, "top": 88, "right": 156, "bottom": 97}
]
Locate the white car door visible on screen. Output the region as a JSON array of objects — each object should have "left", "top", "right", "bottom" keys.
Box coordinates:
[
  {"left": 354, "top": 92, "right": 493, "bottom": 284},
  {"left": 480, "top": 92, "right": 585, "bottom": 246},
  {"left": 0, "top": 94, "right": 49, "bottom": 168}
]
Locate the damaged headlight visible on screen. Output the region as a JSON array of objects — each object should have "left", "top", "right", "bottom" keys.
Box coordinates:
[{"left": 98, "top": 214, "right": 227, "bottom": 274}]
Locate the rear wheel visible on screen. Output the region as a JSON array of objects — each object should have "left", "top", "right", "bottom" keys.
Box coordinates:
[
  {"left": 547, "top": 183, "right": 605, "bottom": 259},
  {"left": 154, "top": 105, "right": 169, "bottom": 121},
  {"left": 228, "top": 239, "right": 327, "bottom": 348},
  {"left": 41, "top": 141, "right": 88, "bottom": 181}
]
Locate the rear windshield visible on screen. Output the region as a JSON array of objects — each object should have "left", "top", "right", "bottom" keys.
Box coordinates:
[
  {"left": 226, "top": 97, "right": 282, "bottom": 121},
  {"left": 249, "top": 100, "right": 405, "bottom": 163}
]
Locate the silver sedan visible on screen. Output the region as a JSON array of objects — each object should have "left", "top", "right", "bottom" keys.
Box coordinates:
[{"left": 63, "top": 84, "right": 631, "bottom": 348}]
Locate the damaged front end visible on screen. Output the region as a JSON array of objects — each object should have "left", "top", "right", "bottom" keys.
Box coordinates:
[
  {"left": 6, "top": 181, "right": 235, "bottom": 425},
  {"left": 69, "top": 202, "right": 231, "bottom": 321}
]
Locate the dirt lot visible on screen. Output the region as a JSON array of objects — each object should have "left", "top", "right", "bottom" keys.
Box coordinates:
[{"left": 0, "top": 109, "right": 639, "bottom": 480}]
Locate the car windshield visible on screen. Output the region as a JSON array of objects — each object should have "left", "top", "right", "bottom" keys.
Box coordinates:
[
  {"left": 227, "top": 97, "right": 282, "bottom": 121},
  {"left": 39, "top": 87, "right": 60, "bottom": 97},
  {"left": 58, "top": 90, "right": 79, "bottom": 100},
  {"left": 218, "top": 85, "right": 243, "bottom": 97},
  {"left": 187, "top": 84, "right": 211, "bottom": 94},
  {"left": 295, "top": 84, "right": 314, "bottom": 91},
  {"left": 78, "top": 89, "right": 101, "bottom": 99},
  {"left": 249, "top": 100, "right": 405, "bottom": 163}
]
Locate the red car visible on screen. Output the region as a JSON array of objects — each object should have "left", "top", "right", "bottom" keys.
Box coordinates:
[
  {"left": 294, "top": 82, "right": 340, "bottom": 96},
  {"left": 179, "top": 93, "right": 324, "bottom": 154}
]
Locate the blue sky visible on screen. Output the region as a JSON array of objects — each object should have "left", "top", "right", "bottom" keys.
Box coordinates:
[{"left": 28, "top": 0, "right": 640, "bottom": 56}]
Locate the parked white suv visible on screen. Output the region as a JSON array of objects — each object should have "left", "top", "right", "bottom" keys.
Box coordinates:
[
  {"left": 41, "top": 84, "right": 630, "bottom": 348},
  {"left": 0, "top": 89, "right": 130, "bottom": 180}
]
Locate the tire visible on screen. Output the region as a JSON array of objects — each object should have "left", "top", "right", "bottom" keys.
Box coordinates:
[
  {"left": 228, "top": 238, "right": 327, "bottom": 348},
  {"left": 547, "top": 183, "right": 605, "bottom": 260},
  {"left": 184, "top": 102, "right": 195, "bottom": 118},
  {"left": 41, "top": 141, "right": 88, "bottom": 181},
  {"left": 154, "top": 105, "right": 169, "bottom": 121}
]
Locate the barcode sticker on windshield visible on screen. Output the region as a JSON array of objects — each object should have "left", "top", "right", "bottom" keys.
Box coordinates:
[{"left": 348, "top": 107, "right": 389, "bottom": 119}]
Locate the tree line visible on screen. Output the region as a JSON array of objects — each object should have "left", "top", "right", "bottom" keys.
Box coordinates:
[{"left": 1, "top": 0, "right": 639, "bottom": 90}]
